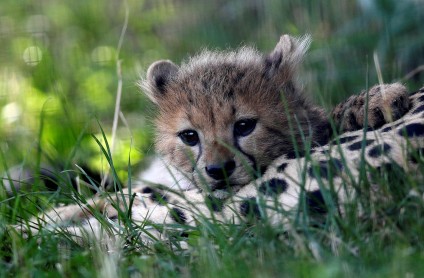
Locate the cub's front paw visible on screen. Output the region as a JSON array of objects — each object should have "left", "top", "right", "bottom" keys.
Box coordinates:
[
  {"left": 361, "top": 83, "right": 410, "bottom": 128},
  {"left": 332, "top": 82, "right": 410, "bottom": 132}
]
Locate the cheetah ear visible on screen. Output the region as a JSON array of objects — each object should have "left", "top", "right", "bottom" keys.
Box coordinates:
[
  {"left": 141, "top": 60, "right": 179, "bottom": 104},
  {"left": 264, "top": 34, "right": 311, "bottom": 81}
]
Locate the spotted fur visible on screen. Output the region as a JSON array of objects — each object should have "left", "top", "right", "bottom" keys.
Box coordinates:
[
  {"left": 16, "top": 36, "right": 424, "bottom": 243},
  {"left": 332, "top": 83, "right": 410, "bottom": 132}
]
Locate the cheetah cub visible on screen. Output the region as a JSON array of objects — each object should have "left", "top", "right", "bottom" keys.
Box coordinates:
[
  {"left": 141, "top": 34, "right": 409, "bottom": 192},
  {"left": 15, "top": 34, "right": 416, "bottom": 239}
]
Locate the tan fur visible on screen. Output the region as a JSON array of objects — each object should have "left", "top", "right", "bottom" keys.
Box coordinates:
[
  {"left": 332, "top": 83, "right": 410, "bottom": 132},
  {"left": 141, "top": 35, "right": 409, "bottom": 192},
  {"left": 141, "top": 35, "right": 330, "bottom": 191},
  {"left": 14, "top": 35, "right": 420, "bottom": 243}
]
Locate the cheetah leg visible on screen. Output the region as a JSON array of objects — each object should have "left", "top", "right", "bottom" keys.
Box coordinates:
[{"left": 331, "top": 83, "right": 410, "bottom": 132}]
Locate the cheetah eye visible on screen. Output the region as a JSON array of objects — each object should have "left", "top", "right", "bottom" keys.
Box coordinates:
[
  {"left": 178, "top": 130, "right": 199, "bottom": 146},
  {"left": 234, "top": 119, "right": 257, "bottom": 137}
]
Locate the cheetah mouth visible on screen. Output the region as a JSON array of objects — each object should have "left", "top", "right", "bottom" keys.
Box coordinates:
[{"left": 210, "top": 181, "right": 234, "bottom": 191}]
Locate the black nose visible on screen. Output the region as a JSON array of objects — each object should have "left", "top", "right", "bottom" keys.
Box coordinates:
[{"left": 205, "top": 160, "right": 236, "bottom": 180}]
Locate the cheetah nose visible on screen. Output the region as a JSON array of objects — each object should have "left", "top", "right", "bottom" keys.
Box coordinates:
[{"left": 205, "top": 160, "right": 236, "bottom": 180}]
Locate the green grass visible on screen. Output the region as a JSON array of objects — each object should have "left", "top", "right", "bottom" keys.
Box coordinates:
[
  {"left": 2, "top": 127, "right": 424, "bottom": 277},
  {"left": 1, "top": 0, "right": 424, "bottom": 276}
]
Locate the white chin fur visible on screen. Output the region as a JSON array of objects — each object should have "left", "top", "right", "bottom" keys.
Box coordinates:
[{"left": 137, "top": 156, "right": 194, "bottom": 190}]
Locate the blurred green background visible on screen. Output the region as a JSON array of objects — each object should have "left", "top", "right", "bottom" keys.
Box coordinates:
[{"left": 1, "top": 0, "right": 423, "bottom": 180}]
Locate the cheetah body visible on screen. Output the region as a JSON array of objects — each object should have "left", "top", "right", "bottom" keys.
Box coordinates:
[{"left": 25, "top": 36, "right": 424, "bottom": 242}]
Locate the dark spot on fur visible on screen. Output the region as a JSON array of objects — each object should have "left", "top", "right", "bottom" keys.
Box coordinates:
[
  {"left": 142, "top": 187, "right": 153, "bottom": 194},
  {"left": 108, "top": 215, "right": 118, "bottom": 221},
  {"left": 381, "top": 125, "right": 394, "bottom": 132},
  {"left": 277, "top": 163, "right": 288, "bottom": 173},
  {"left": 224, "top": 88, "right": 234, "bottom": 100},
  {"left": 170, "top": 208, "right": 187, "bottom": 224},
  {"left": 286, "top": 151, "right": 297, "bottom": 159},
  {"left": 188, "top": 96, "right": 194, "bottom": 104},
  {"left": 179, "top": 232, "right": 190, "bottom": 238},
  {"left": 333, "top": 135, "right": 358, "bottom": 144},
  {"left": 365, "top": 126, "right": 376, "bottom": 132},
  {"left": 231, "top": 105, "right": 236, "bottom": 116},
  {"left": 235, "top": 72, "right": 245, "bottom": 83},
  {"left": 380, "top": 121, "right": 404, "bottom": 133},
  {"left": 308, "top": 159, "right": 343, "bottom": 180},
  {"left": 398, "top": 123, "right": 424, "bottom": 137},
  {"left": 149, "top": 191, "right": 169, "bottom": 205},
  {"left": 348, "top": 139, "right": 374, "bottom": 151},
  {"left": 394, "top": 121, "right": 405, "bottom": 128},
  {"left": 368, "top": 143, "right": 392, "bottom": 158},
  {"left": 305, "top": 190, "right": 327, "bottom": 215},
  {"left": 259, "top": 178, "right": 288, "bottom": 196},
  {"left": 240, "top": 198, "right": 260, "bottom": 218},
  {"left": 206, "top": 195, "right": 225, "bottom": 212},
  {"left": 418, "top": 95, "right": 424, "bottom": 102},
  {"left": 413, "top": 105, "right": 424, "bottom": 114}
]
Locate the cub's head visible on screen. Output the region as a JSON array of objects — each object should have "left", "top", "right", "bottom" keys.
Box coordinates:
[{"left": 141, "top": 35, "right": 328, "bottom": 191}]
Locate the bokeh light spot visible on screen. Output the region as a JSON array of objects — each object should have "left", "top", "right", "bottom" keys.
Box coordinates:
[
  {"left": 22, "top": 46, "right": 43, "bottom": 66},
  {"left": 2, "top": 102, "right": 22, "bottom": 124},
  {"left": 91, "top": 46, "right": 115, "bottom": 65}
]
